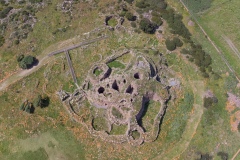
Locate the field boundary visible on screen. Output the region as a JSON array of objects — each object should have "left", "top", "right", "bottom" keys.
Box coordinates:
[{"left": 179, "top": 0, "right": 240, "bottom": 82}]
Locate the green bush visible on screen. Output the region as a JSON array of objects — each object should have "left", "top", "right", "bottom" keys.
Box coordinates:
[
  {"left": 18, "top": 55, "right": 36, "bottom": 69},
  {"left": 135, "top": 1, "right": 150, "bottom": 8},
  {"left": 0, "top": 35, "right": 5, "bottom": 47},
  {"left": 165, "top": 39, "right": 176, "bottom": 51},
  {"left": 139, "top": 18, "right": 157, "bottom": 34},
  {"left": 125, "top": 12, "right": 136, "bottom": 21},
  {"left": 173, "top": 37, "right": 183, "bottom": 47},
  {"left": 0, "top": 6, "right": 13, "bottom": 19},
  {"left": 29, "top": 0, "right": 43, "bottom": 3},
  {"left": 151, "top": 16, "right": 163, "bottom": 26},
  {"left": 33, "top": 94, "right": 50, "bottom": 108},
  {"left": 124, "top": 0, "right": 134, "bottom": 4},
  {"left": 17, "top": 54, "right": 24, "bottom": 62},
  {"left": 203, "top": 97, "right": 218, "bottom": 108}
]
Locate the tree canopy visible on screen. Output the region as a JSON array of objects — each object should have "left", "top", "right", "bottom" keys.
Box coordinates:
[
  {"left": 139, "top": 18, "right": 157, "bottom": 34},
  {"left": 18, "top": 55, "right": 36, "bottom": 69}
]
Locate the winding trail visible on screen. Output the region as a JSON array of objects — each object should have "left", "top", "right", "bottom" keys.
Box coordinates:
[
  {"left": 222, "top": 35, "right": 240, "bottom": 60},
  {"left": 0, "top": 55, "right": 51, "bottom": 92}
]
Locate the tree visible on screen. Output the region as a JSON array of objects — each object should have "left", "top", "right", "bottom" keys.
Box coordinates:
[
  {"left": 33, "top": 95, "right": 42, "bottom": 107},
  {"left": 151, "top": 16, "right": 163, "bottom": 26},
  {"left": 135, "top": 1, "right": 150, "bottom": 8},
  {"left": 33, "top": 94, "right": 50, "bottom": 108},
  {"left": 139, "top": 18, "right": 157, "bottom": 34},
  {"left": 18, "top": 55, "right": 36, "bottom": 69},
  {"left": 0, "top": 35, "right": 5, "bottom": 47},
  {"left": 173, "top": 37, "right": 183, "bottom": 47},
  {"left": 165, "top": 39, "right": 176, "bottom": 51}
]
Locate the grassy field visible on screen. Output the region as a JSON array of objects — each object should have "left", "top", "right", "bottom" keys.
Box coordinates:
[
  {"left": 0, "top": 0, "right": 239, "bottom": 159},
  {"left": 167, "top": 0, "right": 240, "bottom": 159}
]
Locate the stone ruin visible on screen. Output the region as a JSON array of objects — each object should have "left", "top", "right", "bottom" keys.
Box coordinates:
[{"left": 57, "top": 49, "right": 172, "bottom": 146}]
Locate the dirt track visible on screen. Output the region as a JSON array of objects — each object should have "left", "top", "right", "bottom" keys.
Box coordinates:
[{"left": 0, "top": 36, "right": 108, "bottom": 92}]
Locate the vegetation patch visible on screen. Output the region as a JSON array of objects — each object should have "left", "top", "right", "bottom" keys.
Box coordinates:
[
  {"left": 182, "top": 0, "right": 212, "bottom": 13},
  {"left": 107, "top": 18, "right": 118, "bottom": 27},
  {"left": 93, "top": 68, "right": 103, "bottom": 76},
  {"left": 93, "top": 117, "right": 108, "bottom": 131},
  {"left": 109, "top": 124, "right": 127, "bottom": 135},
  {"left": 107, "top": 60, "right": 125, "bottom": 69}
]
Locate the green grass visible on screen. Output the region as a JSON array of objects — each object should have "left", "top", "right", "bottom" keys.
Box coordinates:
[
  {"left": 107, "top": 60, "right": 125, "bottom": 69},
  {"left": 110, "top": 125, "right": 127, "bottom": 135},
  {"left": 182, "top": 0, "right": 212, "bottom": 13},
  {"left": 108, "top": 18, "right": 118, "bottom": 27},
  {"left": 17, "top": 148, "right": 48, "bottom": 160},
  {"left": 93, "top": 117, "right": 109, "bottom": 131},
  {"left": 93, "top": 68, "right": 103, "bottom": 76}
]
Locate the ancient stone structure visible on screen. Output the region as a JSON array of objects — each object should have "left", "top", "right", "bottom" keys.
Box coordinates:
[{"left": 58, "top": 49, "right": 172, "bottom": 145}]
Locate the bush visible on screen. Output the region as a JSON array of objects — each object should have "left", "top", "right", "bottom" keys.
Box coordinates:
[
  {"left": 0, "top": 6, "right": 13, "bottom": 19},
  {"left": 18, "top": 55, "right": 36, "bottom": 69},
  {"left": 19, "top": 101, "right": 35, "bottom": 114},
  {"left": 0, "top": 35, "right": 5, "bottom": 47},
  {"left": 29, "top": 0, "right": 43, "bottom": 3},
  {"left": 125, "top": 12, "right": 136, "bottom": 21},
  {"left": 124, "top": 0, "right": 134, "bottom": 4},
  {"left": 173, "top": 37, "right": 183, "bottom": 47},
  {"left": 17, "top": 54, "right": 24, "bottom": 62},
  {"left": 151, "top": 16, "right": 163, "bottom": 26},
  {"left": 136, "top": 1, "right": 150, "bottom": 8},
  {"left": 165, "top": 39, "right": 176, "bottom": 51},
  {"left": 139, "top": 18, "right": 157, "bottom": 34},
  {"left": 33, "top": 94, "right": 50, "bottom": 108},
  {"left": 204, "top": 97, "right": 218, "bottom": 108}
]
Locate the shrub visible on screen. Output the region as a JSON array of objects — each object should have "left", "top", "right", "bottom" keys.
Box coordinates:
[
  {"left": 204, "top": 97, "right": 218, "bottom": 108},
  {"left": 173, "top": 37, "right": 183, "bottom": 47},
  {"left": 139, "top": 18, "right": 157, "bottom": 34},
  {"left": 124, "top": 0, "right": 134, "bottom": 4},
  {"left": 17, "top": 54, "right": 24, "bottom": 62},
  {"left": 33, "top": 94, "right": 50, "bottom": 108},
  {"left": 136, "top": 1, "right": 150, "bottom": 8},
  {"left": 0, "top": 35, "right": 5, "bottom": 47},
  {"left": 0, "top": 6, "right": 13, "bottom": 19},
  {"left": 125, "top": 12, "right": 136, "bottom": 21},
  {"left": 151, "top": 16, "right": 163, "bottom": 26},
  {"left": 165, "top": 39, "right": 176, "bottom": 51},
  {"left": 18, "top": 55, "right": 36, "bottom": 69},
  {"left": 29, "top": 0, "right": 43, "bottom": 3}
]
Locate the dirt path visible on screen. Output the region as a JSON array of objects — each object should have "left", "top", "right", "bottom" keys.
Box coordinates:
[
  {"left": 153, "top": 81, "right": 204, "bottom": 160},
  {"left": 0, "top": 55, "right": 52, "bottom": 92},
  {"left": 0, "top": 36, "right": 108, "bottom": 92},
  {"left": 231, "top": 148, "right": 240, "bottom": 160},
  {"left": 222, "top": 35, "right": 240, "bottom": 60}
]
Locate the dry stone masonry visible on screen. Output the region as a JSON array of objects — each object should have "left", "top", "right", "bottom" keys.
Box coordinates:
[{"left": 58, "top": 49, "right": 172, "bottom": 145}]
